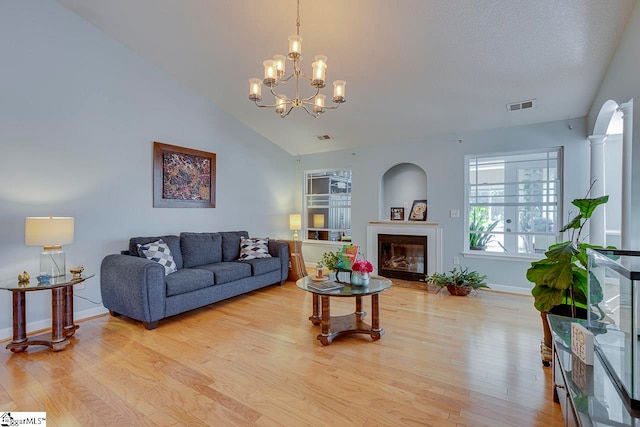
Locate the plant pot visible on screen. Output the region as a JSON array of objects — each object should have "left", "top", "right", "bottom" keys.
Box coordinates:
[
  {"left": 446, "top": 284, "right": 472, "bottom": 296},
  {"left": 469, "top": 246, "right": 486, "bottom": 251},
  {"left": 351, "top": 271, "right": 370, "bottom": 287},
  {"left": 540, "top": 305, "right": 589, "bottom": 366}
]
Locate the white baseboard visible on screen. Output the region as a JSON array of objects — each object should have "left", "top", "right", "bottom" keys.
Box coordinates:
[
  {"left": 484, "top": 283, "right": 532, "bottom": 296},
  {"left": 0, "top": 306, "right": 108, "bottom": 342}
]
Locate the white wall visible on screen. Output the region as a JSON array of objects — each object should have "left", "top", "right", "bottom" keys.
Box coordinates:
[
  {"left": 298, "top": 117, "right": 591, "bottom": 293},
  {"left": 0, "top": 2, "right": 295, "bottom": 340},
  {"left": 588, "top": 0, "right": 640, "bottom": 248}
]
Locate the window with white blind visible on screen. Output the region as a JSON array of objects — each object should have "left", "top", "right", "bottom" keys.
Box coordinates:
[{"left": 465, "top": 148, "right": 562, "bottom": 255}]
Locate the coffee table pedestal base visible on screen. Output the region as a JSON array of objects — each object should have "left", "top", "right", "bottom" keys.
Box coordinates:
[
  {"left": 317, "top": 294, "right": 384, "bottom": 346},
  {"left": 317, "top": 312, "right": 385, "bottom": 345}
]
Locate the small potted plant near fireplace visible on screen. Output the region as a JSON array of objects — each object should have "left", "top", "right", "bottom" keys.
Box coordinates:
[{"left": 426, "top": 266, "right": 489, "bottom": 296}]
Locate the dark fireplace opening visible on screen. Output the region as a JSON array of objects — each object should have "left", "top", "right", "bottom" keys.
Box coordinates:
[{"left": 378, "top": 234, "right": 427, "bottom": 281}]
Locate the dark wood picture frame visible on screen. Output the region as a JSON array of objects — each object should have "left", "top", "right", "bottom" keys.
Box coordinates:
[
  {"left": 408, "top": 200, "right": 428, "bottom": 221},
  {"left": 390, "top": 207, "right": 404, "bottom": 221},
  {"left": 153, "top": 141, "right": 216, "bottom": 208}
]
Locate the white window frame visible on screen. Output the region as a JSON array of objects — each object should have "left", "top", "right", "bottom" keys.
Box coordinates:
[{"left": 464, "top": 147, "right": 563, "bottom": 260}]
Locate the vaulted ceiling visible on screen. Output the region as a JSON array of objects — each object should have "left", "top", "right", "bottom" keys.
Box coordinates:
[{"left": 58, "top": 0, "right": 636, "bottom": 155}]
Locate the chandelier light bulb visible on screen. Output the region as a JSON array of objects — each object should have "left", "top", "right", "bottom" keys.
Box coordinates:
[
  {"left": 273, "top": 55, "right": 287, "bottom": 78},
  {"left": 248, "top": 78, "right": 262, "bottom": 101},
  {"left": 275, "top": 95, "right": 287, "bottom": 115},
  {"left": 263, "top": 60, "right": 276, "bottom": 85},
  {"left": 288, "top": 35, "right": 303, "bottom": 58},
  {"left": 311, "top": 55, "right": 327, "bottom": 88},
  {"left": 314, "top": 94, "right": 326, "bottom": 114},
  {"left": 333, "top": 80, "right": 346, "bottom": 103}
]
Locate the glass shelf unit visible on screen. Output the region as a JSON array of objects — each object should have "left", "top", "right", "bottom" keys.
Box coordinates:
[
  {"left": 587, "top": 248, "right": 640, "bottom": 409},
  {"left": 305, "top": 170, "right": 352, "bottom": 242}
]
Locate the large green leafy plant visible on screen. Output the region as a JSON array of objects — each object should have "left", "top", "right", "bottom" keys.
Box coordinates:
[{"left": 527, "top": 194, "right": 610, "bottom": 317}]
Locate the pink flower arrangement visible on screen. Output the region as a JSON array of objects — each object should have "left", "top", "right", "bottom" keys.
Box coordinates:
[{"left": 352, "top": 259, "right": 373, "bottom": 274}]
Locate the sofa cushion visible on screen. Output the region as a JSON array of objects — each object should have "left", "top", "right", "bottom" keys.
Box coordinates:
[
  {"left": 220, "top": 231, "right": 249, "bottom": 262},
  {"left": 165, "top": 269, "right": 214, "bottom": 297},
  {"left": 198, "top": 262, "right": 251, "bottom": 285},
  {"left": 239, "top": 237, "right": 272, "bottom": 260},
  {"left": 241, "top": 257, "right": 281, "bottom": 276},
  {"left": 180, "top": 232, "right": 222, "bottom": 268},
  {"left": 130, "top": 235, "right": 183, "bottom": 270},
  {"left": 137, "top": 239, "right": 178, "bottom": 275}
]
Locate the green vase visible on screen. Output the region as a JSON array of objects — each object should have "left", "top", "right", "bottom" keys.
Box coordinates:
[{"left": 350, "top": 271, "right": 370, "bottom": 286}]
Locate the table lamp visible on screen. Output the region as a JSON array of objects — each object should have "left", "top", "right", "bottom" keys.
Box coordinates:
[
  {"left": 25, "top": 216, "right": 74, "bottom": 278},
  {"left": 313, "top": 214, "right": 325, "bottom": 240},
  {"left": 289, "top": 214, "right": 301, "bottom": 240}
]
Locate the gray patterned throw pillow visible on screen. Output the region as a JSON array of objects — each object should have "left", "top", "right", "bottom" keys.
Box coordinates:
[
  {"left": 137, "top": 239, "right": 178, "bottom": 275},
  {"left": 238, "top": 237, "right": 272, "bottom": 260}
]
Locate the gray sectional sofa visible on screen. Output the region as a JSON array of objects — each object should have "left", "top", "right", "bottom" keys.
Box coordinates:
[{"left": 100, "top": 231, "right": 289, "bottom": 329}]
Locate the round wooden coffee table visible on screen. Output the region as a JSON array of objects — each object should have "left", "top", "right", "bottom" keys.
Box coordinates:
[{"left": 296, "top": 275, "right": 392, "bottom": 345}]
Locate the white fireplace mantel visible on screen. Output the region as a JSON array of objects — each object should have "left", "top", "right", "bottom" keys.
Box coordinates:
[{"left": 367, "top": 221, "right": 443, "bottom": 276}]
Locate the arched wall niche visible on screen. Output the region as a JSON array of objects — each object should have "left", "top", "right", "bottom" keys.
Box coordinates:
[{"left": 380, "top": 163, "right": 428, "bottom": 220}]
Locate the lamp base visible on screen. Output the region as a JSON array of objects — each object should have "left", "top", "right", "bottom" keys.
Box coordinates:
[
  {"left": 293, "top": 230, "right": 299, "bottom": 241},
  {"left": 40, "top": 246, "right": 66, "bottom": 278}
]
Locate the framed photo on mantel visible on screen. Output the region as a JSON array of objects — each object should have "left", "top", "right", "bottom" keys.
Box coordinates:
[
  {"left": 153, "top": 142, "right": 216, "bottom": 208},
  {"left": 390, "top": 207, "right": 405, "bottom": 221},
  {"left": 408, "top": 200, "right": 428, "bottom": 221}
]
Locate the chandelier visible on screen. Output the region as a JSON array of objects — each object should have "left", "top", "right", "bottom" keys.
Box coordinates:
[{"left": 248, "top": 0, "right": 346, "bottom": 118}]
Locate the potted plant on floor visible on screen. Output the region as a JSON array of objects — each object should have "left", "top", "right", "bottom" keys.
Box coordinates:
[
  {"left": 527, "top": 186, "right": 612, "bottom": 366},
  {"left": 426, "top": 266, "right": 490, "bottom": 296},
  {"left": 469, "top": 206, "right": 499, "bottom": 250}
]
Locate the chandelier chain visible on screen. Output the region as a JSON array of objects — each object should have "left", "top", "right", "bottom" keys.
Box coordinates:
[{"left": 296, "top": 0, "right": 300, "bottom": 36}]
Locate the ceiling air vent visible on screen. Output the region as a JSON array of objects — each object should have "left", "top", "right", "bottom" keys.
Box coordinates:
[
  {"left": 316, "top": 134, "right": 332, "bottom": 141},
  {"left": 507, "top": 99, "right": 536, "bottom": 112}
]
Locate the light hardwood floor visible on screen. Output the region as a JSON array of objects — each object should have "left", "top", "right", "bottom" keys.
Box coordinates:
[{"left": 0, "top": 281, "right": 563, "bottom": 426}]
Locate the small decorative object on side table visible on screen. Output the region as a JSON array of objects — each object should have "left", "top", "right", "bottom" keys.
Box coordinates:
[{"left": 70, "top": 265, "right": 84, "bottom": 280}]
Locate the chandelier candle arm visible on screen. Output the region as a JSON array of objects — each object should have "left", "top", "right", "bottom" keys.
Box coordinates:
[{"left": 248, "top": 0, "right": 346, "bottom": 118}]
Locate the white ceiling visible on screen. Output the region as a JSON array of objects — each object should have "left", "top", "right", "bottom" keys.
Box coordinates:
[{"left": 58, "top": 0, "right": 635, "bottom": 155}]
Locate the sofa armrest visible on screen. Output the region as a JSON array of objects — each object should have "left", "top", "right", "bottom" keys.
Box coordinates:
[
  {"left": 268, "top": 240, "right": 289, "bottom": 283},
  {"left": 100, "top": 254, "right": 166, "bottom": 323}
]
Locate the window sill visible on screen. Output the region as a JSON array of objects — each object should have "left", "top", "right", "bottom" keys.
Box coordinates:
[
  {"left": 462, "top": 251, "right": 544, "bottom": 262},
  {"left": 302, "top": 240, "right": 352, "bottom": 246}
]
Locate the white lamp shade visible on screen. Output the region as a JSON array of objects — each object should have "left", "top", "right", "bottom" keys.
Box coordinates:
[
  {"left": 25, "top": 217, "right": 74, "bottom": 247},
  {"left": 313, "top": 214, "right": 325, "bottom": 228},
  {"left": 289, "top": 214, "right": 301, "bottom": 230}
]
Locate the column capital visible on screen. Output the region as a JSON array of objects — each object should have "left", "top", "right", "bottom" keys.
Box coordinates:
[
  {"left": 588, "top": 134, "right": 608, "bottom": 145},
  {"left": 618, "top": 101, "right": 633, "bottom": 116}
]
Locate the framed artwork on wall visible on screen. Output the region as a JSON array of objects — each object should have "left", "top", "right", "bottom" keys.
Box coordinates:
[
  {"left": 408, "top": 200, "right": 428, "bottom": 221},
  {"left": 153, "top": 141, "right": 216, "bottom": 208},
  {"left": 390, "top": 207, "right": 404, "bottom": 221}
]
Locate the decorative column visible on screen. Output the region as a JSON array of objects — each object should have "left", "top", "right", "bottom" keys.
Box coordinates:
[
  {"left": 588, "top": 134, "right": 607, "bottom": 247},
  {"left": 619, "top": 102, "right": 633, "bottom": 249}
]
